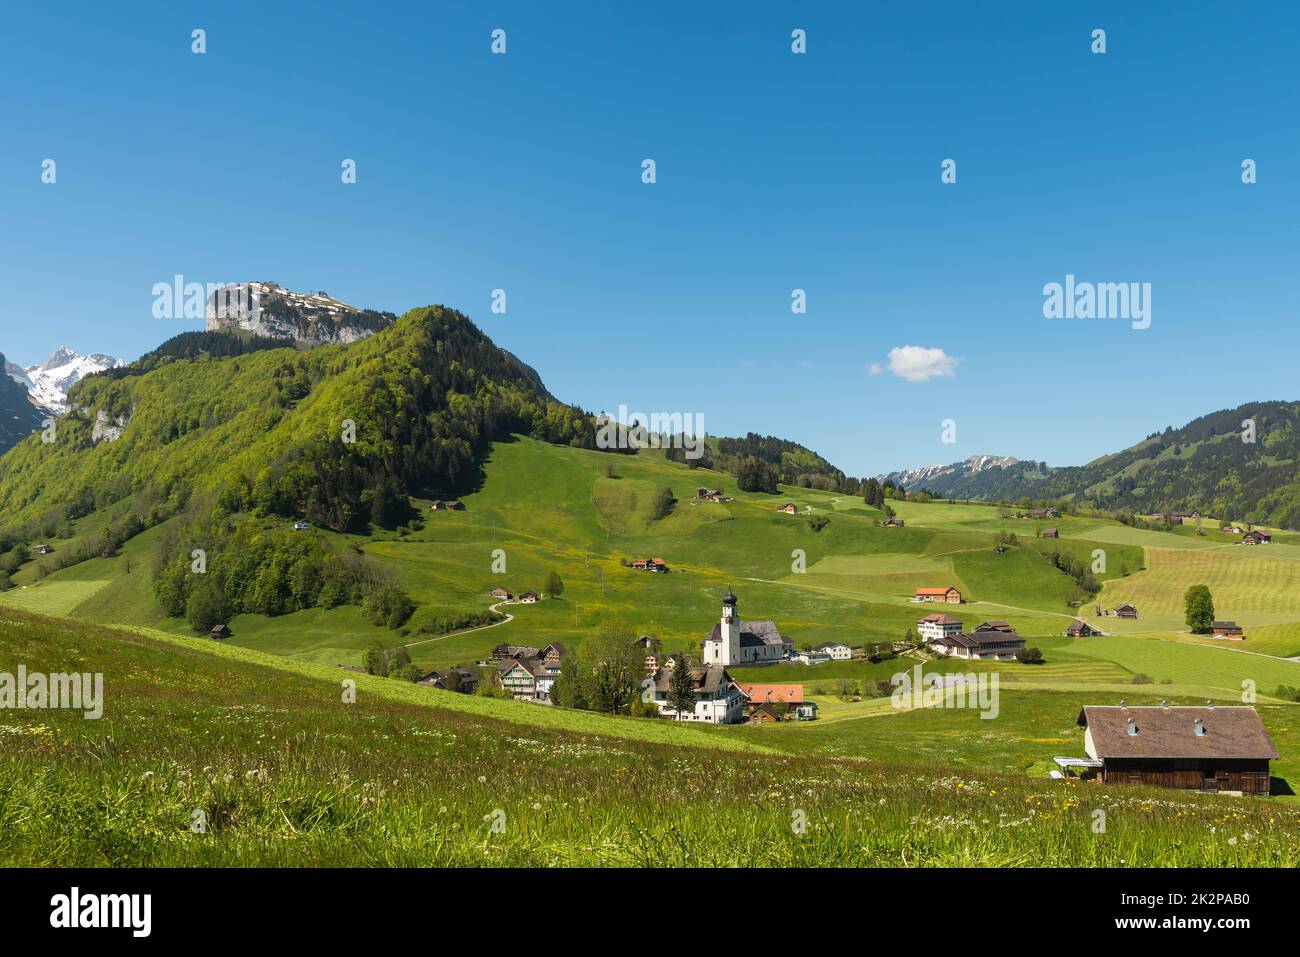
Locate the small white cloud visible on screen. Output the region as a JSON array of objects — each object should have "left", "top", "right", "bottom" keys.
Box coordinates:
[
  {"left": 867, "top": 362, "right": 883, "bottom": 375},
  {"left": 883, "top": 345, "right": 958, "bottom": 382}
]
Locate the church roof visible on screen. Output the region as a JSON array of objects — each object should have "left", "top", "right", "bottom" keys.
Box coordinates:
[{"left": 704, "top": 619, "right": 788, "bottom": 646}]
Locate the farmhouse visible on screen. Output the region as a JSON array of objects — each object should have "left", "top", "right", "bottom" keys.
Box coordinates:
[
  {"left": 489, "top": 586, "right": 512, "bottom": 600},
  {"left": 1066, "top": 619, "right": 1097, "bottom": 638},
  {"left": 931, "top": 622, "right": 1025, "bottom": 661},
  {"left": 735, "top": 682, "right": 816, "bottom": 722},
  {"left": 1212, "top": 621, "right": 1245, "bottom": 640},
  {"left": 1042, "top": 528, "right": 1059, "bottom": 539},
  {"left": 33, "top": 544, "right": 54, "bottom": 555},
  {"left": 917, "top": 613, "right": 963, "bottom": 643},
  {"left": 649, "top": 663, "right": 744, "bottom": 723},
  {"left": 633, "top": 635, "right": 663, "bottom": 673},
  {"left": 490, "top": 643, "right": 540, "bottom": 662},
  {"left": 812, "top": 641, "right": 852, "bottom": 660},
  {"left": 430, "top": 499, "right": 465, "bottom": 511},
  {"left": 518, "top": 591, "right": 539, "bottom": 603},
  {"left": 776, "top": 503, "right": 798, "bottom": 515},
  {"left": 631, "top": 557, "right": 669, "bottom": 572},
  {"left": 1242, "top": 530, "right": 1272, "bottom": 545},
  {"left": 1114, "top": 604, "right": 1139, "bottom": 619},
  {"left": 210, "top": 623, "right": 232, "bottom": 639},
  {"left": 1067, "top": 705, "right": 1277, "bottom": 795},
  {"left": 883, "top": 518, "right": 905, "bottom": 527},
  {"left": 1163, "top": 510, "right": 1201, "bottom": 525},
  {"left": 1222, "top": 525, "right": 1244, "bottom": 534},
  {"left": 696, "top": 487, "right": 730, "bottom": 503},
  {"left": 497, "top": 646, "right": 564, "bottom": 701},
  {"left": 418, "top": 667, "right": 480, "bottom": 694},
  {"left": 914, "top": 586, "right": 962, "bottom": 604},
  {"left": 702, "top": 589, "right": 793, "bottom": 665}
]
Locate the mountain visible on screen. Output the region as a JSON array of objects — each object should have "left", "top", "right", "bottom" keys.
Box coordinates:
[
  {"left": 0, "top": 305, "right": 611, "bottom": 534},
  {"left": 881, "top": 401, "right": 1300, "bottom": 528},
  {"left": 11, "top": 347, "right": 124, "bottom": 414},
  {"left": 205, "top": 281, "right": 396, "bottom": 346},
  {"left": 0, "top": 351, "right": 46, "bottom": 456}
]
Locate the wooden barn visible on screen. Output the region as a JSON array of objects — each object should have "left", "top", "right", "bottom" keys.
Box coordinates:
[{"left": 1071, "top": 705, "right": 1277, "bottom": 796}]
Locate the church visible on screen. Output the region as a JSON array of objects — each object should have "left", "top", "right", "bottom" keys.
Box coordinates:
[{"left": 702, "top": 589, "right": 792, "bottom": 665}]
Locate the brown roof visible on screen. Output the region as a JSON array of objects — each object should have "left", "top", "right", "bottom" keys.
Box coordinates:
[
  {"left": 919, "top": 613, "right": 962, "bottom": 625},
  {"left": 1078, "top": 706, "right": 1279, "bottom": 760}
]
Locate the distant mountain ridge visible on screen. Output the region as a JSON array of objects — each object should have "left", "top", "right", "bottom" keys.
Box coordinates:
[
  {"left": 205, "top": 281, "right": 396, "bottom": 346},
  {"left": 0, "top": 350, "right": 46, "bottom": 456},
  {"left": 880, "top": 401, "right": 1300, "bottom": 528}
]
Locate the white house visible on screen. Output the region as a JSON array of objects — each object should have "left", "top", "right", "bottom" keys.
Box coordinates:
[
  {"left": 650, "top": 663, "right": 744, "bottom": 723},
  {"left": 792, "top": 651, "right": 832, "bottom": 666},
  {"left": 702, "top": 589, "right": 792, "bottom": 665},
  {"left": 931, "top": 622, "right": 1025, "bottom": 661},
  {"left": 917, "top": 613, "right": 963, "bottom": 643},
  {"left": 812, "top": 641, "right": 852, "bottom": 660}
]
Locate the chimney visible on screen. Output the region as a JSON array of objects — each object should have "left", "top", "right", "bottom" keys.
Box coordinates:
[
  {"left": 1194, "top": 718, "right": 1206, "bottom": 737},
  {"left": 1127, "top": 718, "right": 1137, "bottom": 736}
]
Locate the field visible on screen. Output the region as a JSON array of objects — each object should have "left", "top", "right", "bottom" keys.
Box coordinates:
[
  {"left": 6, "top": 434, "right": 1300, "bottom": 865},
  {"left": 3, "top": 608, "right": 1298, "bottom": 867}
]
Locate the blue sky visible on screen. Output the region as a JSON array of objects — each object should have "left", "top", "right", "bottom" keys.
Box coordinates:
[{"left": 1, "top": 1, "right": 1296, "bottom": 476}]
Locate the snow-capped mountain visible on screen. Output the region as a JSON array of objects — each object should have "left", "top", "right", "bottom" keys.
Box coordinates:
[
  {"left": 881, "top": 454, "right": 1022, "bottom": 489},
  {"left": 6, "top": 347, "right": 124, "bottom": 414}
]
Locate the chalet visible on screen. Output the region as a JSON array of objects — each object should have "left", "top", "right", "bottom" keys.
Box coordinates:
[
  {"left": 914, "top": 586, "right": 962, "bottom": 604},
  {"left": 1066, "top": 619, "right": 1096, "bottom": 638},
  {"left": 1242, "top": 530, "right": 1272, "bottom": 545},
  {"left": 747, "top": 703, "right": 783, "bottom": 724},
  {"left": 1025, "top": 508, "right": 1048, "bottom": 519},
  {"left": 631, "top": 557, "right": 669, "bottom": 572},
  {"left": 518, "top": 591, "right": 539, "bottom": 604},
  {"left": 490, "top": 642, "right": 540, "bottom": 662},
  {"left": 649, "top": 663, "right": 744, "bottom": 723},
  {"left": 734, "top": 683, "right": 817, "bottom": 721},
  {"left": 883, "top": 518, "right": 905, "bottom": 527},
  {"left": 776, "top": 503, "right": 798, "bottom": 515},
  {"left": 1212, "top": 621, "right": 1245, "bottom": 640},
  {"left": 498, "top": 648, "right": 563, "bottom": 701},
  {"left": 1042, "top": 528, "right": 1060, "bottom": 539},
  {"left": 498, "top": 659, "right": 538, "bottom": 699},
  {"left": 633, "top": 635, "right": 662, "bottom": 673},
  {"left": 696, "top": 488, "right": 729, "bottom": 503},
  {"left": 702, "top": 590, "right": 793, "bottom": 665},
  {"left": 1162, "top": 510, "right": 1201, "bottom": 525},
  {"left": 1222, "top": 525, "right": 1245, "bottom": 534},
  {"left": 540, "top": 642, "right": 565, "bottom": 665},
  {"left": 430, "top": 499, "right": 465, "bottom": 511},
  {"left": 931, "top": 623, "right": 1025, "bottom": 661},
  {"left": 33, "top": 544, "right": 54, "bottom": 555},
  {"left": 1114, "top": 603, "right": 1139, "bottom": 619},
  {"left": 489, "top": 586, "right": 512, "bottom": 600},
  {"left": 418, "top": 667, "right": 480, "bottom": 694},
  {"left": 210, "top": 623, "right": 232, "bottom": 639},
  {"left": 812, "top": 641, "right": 852, "bottom": 661},
  {"left": 917, "top": 613, "right": 963, "bottom": 643},
  {"left": 1065, "top": 705, "right": 1277, "bottom": 795}
]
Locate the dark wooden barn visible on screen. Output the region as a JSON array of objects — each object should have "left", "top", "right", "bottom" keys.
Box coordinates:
[{"left": 1075, "top": 705, "right": 1277, "bottom": 796}]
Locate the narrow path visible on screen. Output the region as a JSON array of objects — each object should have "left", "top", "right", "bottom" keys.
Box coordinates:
[{"left": 402, "top": 601, "right": 515, "bottom": 648}]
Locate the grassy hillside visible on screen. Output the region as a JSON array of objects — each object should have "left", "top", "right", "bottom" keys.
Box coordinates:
[{"left": 4, "top": 608, "right": 1298, "bottom": 867}]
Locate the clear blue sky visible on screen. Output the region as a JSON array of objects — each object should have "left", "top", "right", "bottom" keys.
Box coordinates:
[{"left": 1, "top": 1, "right": 1296, "bottom": 477}]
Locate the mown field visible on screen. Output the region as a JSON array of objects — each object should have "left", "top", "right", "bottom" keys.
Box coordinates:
[{"left": 3, "top": 608, "right": 1298, "bottom": 867}]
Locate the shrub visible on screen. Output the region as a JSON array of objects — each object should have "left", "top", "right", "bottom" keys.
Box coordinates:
[{"left": 1015, "top": 647, "right": 1045, "bottom": 665}]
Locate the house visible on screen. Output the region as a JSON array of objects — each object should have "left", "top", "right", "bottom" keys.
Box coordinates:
[
  {"left": 696, "top": 488, "right": 729, "bottom": 503},
  {"left": 1222, "top": 525, "right": 1244, "bottom": 534},
  {"left": 1114, "top": 604, "right": 1139, "bottom": 619},
  {"left": 1067, "top": 705, "right": 1277, "bottom": 795},
  {"left": 498, "top": 659, "right": 538, "bottom": 699},
  {"left": 1212, "top": 621, "right": 1245, "bottom": 640},
  {"left": 792, "top": 701, "right": 820, "bottom": 720},
  {"left": 735, "top": 683, "right": 805, "bottom": 707},
  {"left": 917, "top": 613, "right": 963, "bottom": 643},
  {"left": 812, "top": 641, "right": 852, "bottom": 661},
  {"left": 633, "top": 635, "right": 662, "bottom": 673},
  {"left": 33, "top": 544, "right": 54, "bottom": 555},
  {"left": 210, "top": 623, "right": 232, "bottom": 639},
  {"left": 1066, "top": 619, "right": 1096, "bottom": 638},
  {"left": 1242, "top": 530, "right": 1272, "bottom": 545},
  {"left": 490, "top": 643, "right": 540, "bottom": 662},
  {"left": 293, "top": 521, "right": 309, "bottom": 531},
  {"left": 792, "top": 651, "right": 832, "bottom": 665},
  {"left": 540, "top": 642, "right": 566, "bottom": 666},
  {"left": 649, "top": 663, "right": 744, "bottom": 723},
  {"left": 702, "top": 589, "right": 793, "bottom": 665},
  {"left": 518, "top": 591, "right": 539, "bottom": 604},
  {"left": 631, "top": 557, "right": 669, "bottom": 572},
  {"left": 914, "top": 586, "right": 962, "bottom": 604},
  {"left": 931, "top": 623, "right": 1025, "bottom": 661},
  {"left": 430, "top": 499, "right": 465, "bottom": 511},
  {"left": 776, "top": 503, "right": 798, "bottom": 515},
  {"left": 1042, "top": 528, "right": 1059, "bottom": 539},
  {"left": 489, "top": 586, "right": 512, "bottom": 600},
  {"left": 418, "top": 667, "right": 480, "bottom": 694},
  {"left": 1025, "top": 508, "right": 1049, "bottom": 519},
  {"left": 883, "top": 518, "right": 905, "bottom": 527},
  {"left": 747, "top": 702, "right": 783, "bottom": 724}
]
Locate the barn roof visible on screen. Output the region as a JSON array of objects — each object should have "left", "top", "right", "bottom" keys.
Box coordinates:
[{"left": 1078, "top": 706, "right": 1278, "bottom": 760}]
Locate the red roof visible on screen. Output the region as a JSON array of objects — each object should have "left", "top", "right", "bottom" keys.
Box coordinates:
[
  {"left": 915, "top": 587, "right": 957, "bottom": 596},
  {"left": 737, "top": 683, "right": 804, "bottom": 704}
]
